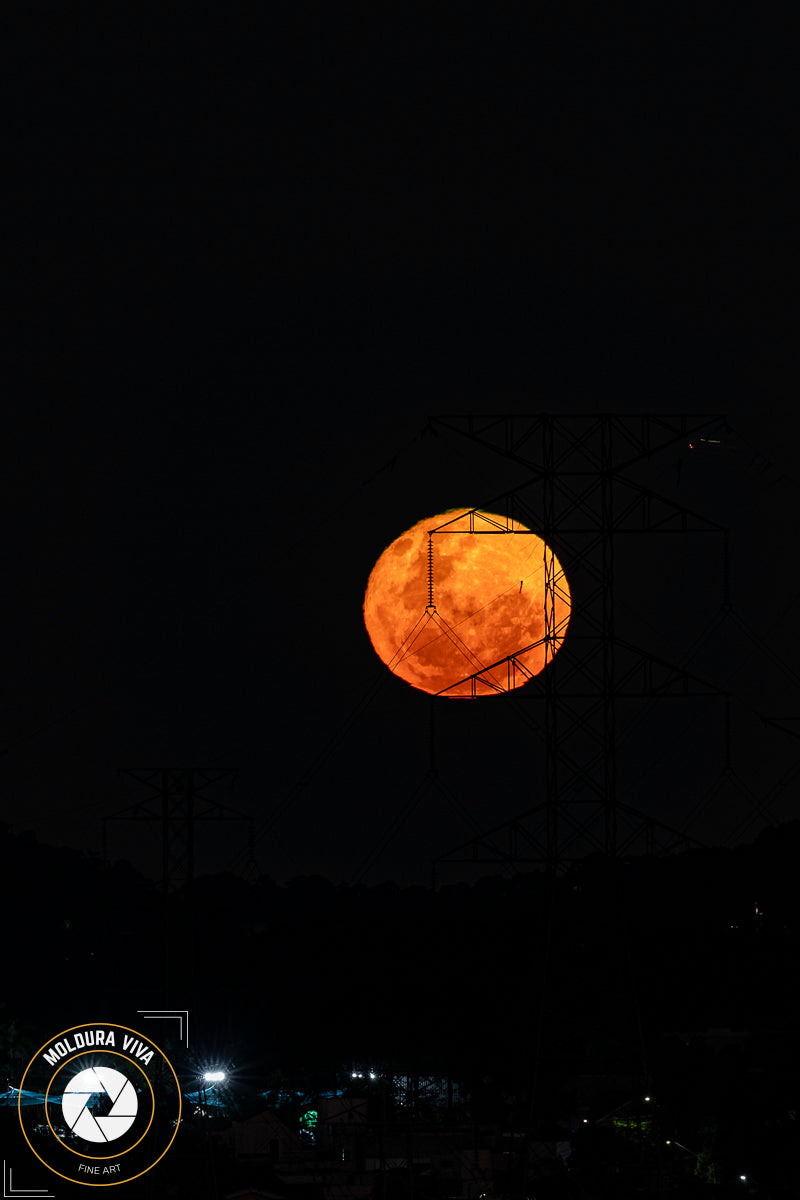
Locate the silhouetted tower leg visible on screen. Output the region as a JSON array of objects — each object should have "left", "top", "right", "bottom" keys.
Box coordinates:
[
  {"left": 601, "top": 416, "right": 617, "bottom": 856},
  {"left": 542, "top": 415, "right": 559, "bottom": 873}
]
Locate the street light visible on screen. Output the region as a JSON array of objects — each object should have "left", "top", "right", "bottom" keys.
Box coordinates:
[{"left": 198, "top": 1070, "right": 226, "bottom": 1115}]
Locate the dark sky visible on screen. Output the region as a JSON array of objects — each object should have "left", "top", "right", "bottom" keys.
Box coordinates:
[{"left": 6, "top": 8, "right": 800, "bottom": 886}]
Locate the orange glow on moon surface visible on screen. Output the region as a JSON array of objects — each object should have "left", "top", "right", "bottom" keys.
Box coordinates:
[{"left": 363, "top": 510, "right": 571, "bottom": 697}]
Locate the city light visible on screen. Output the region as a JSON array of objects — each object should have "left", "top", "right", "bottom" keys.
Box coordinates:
[{"left": 203, "top": 1071, "right": 225, "bottom": 1083}]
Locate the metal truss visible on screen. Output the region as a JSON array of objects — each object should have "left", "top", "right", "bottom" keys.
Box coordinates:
[
  {"left": 428, "top": 413, "right": 731, "bottom": 877},
  {"left": 104, "top": 768, "right": 254, "bottom": 996},
  {"left": 429, "top": 412, "right": 728, "bottom": 478},
  {"left": 106, "top": 767, "right": 253, "bottom": 894}
]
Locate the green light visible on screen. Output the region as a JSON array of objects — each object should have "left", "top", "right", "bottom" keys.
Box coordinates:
[{"left": 612, "top": 1117, "right": 653, "bottom": 1136}]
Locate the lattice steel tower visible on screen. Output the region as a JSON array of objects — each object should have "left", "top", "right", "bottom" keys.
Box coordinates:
[
  {"left": 104, "top": 767, "right": 254, "bottom": 994},
  {"left": 428, "top": 413, "right": 732, "bottom": 880}
]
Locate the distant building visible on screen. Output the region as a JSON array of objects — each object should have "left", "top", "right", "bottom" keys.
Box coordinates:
[{"left": 217, "top": 1109, "right": 306, "bottom": 1162}]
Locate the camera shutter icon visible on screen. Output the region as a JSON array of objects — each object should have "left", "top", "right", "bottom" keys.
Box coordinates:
[{"left": 62, "top": 1066, "right": 138, "bottom": 1143}]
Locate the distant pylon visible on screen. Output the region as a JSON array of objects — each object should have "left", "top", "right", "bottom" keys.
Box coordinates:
[
  {"left": 105, "top": 767, "right": 254, "bottom": 893},
  {"left": 104, "top": 767, "right": 254, "bottom": 999}
]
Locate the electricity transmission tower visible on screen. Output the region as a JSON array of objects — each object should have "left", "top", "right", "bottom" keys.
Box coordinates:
[
  {"left": 427, "top": 413, "right": 733, "bottom": 881},
  {"left": 104, "top": 767, "right": 254, "bottom": 995},
  {"left": 106, "top": 767, "right": 253, "bottom": 893}
]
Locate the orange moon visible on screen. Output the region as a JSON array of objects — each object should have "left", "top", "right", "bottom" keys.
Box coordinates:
[{"left": 363, "top": 509, "right": 571, "bottom": 697}]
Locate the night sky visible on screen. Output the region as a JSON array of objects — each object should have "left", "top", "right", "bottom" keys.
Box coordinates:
[{"left": 7, "top": 8, "right": 800, "bottom": 889}]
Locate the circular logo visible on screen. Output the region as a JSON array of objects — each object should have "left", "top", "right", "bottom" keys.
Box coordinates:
[{"left": 18, "top": 1023, "right": 182, "bottom": 1187}]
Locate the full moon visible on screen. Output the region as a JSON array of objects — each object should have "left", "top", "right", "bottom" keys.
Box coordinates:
[{"left": 363, "top": 509, "right": 571, "bottom": 697}]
